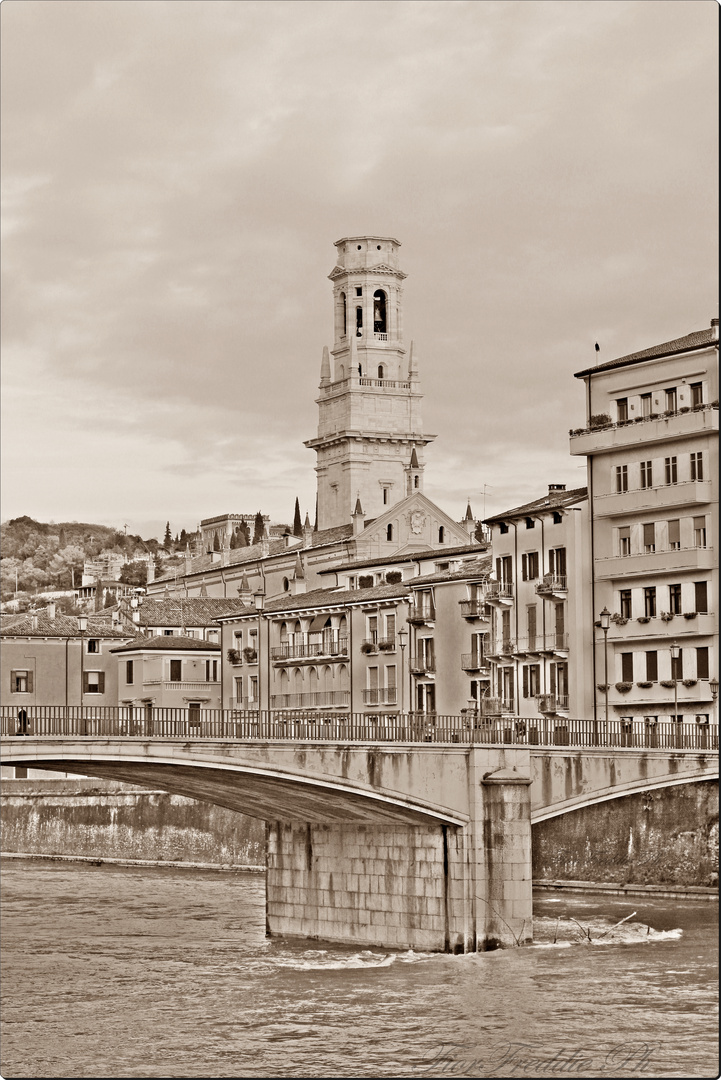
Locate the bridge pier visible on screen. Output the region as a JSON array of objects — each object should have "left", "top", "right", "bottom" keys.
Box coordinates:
[{"left": 265, "top": 754, "right": 533, "bottom": 952}]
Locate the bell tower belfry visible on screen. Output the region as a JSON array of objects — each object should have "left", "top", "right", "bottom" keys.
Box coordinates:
[{"left": 305, "top": 236, "right": 435, "bottom": 531}]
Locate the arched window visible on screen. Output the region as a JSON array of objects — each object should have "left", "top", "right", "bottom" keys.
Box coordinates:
[
  {"left": 373, "top": 290, "right": 387, "bottom": 333},
  {"left": 378, "top": 365, "right": 385, "bottom": 379},
  {"left": 438, "top": 526, "right": 445, "bottom": 543},
  {"left": 338, "top": 364, "right": 345, "bottom": 380},
  {"left": 356, "top": 307, "right": 363, "bottom": 336},
  {"left": 282, "top": 577, "right": 289, "bottom": 591},
  {"left": 414, "top": 475, "right": 420, "bottom": 489},
  {"left": 340, "top": 292, "right": 346, "bottom": 336},
  {"left": 387, "top": 524, "right": 393, "bottom": 541}
]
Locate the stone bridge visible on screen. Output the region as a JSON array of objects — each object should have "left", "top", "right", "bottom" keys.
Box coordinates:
[{"left": 2, "top": 733, "right": 716, "bottom": 953}]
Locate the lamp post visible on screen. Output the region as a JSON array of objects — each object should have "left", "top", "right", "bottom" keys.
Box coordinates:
[
  {"left": 253, "top": 589, "right": 265, "bottom": 726},
  {"left": 77, "top": 614, "right": 88, "bottom": 735},
  {"left": 670, "top": 641, "right": 680, "bottom": 747},
  {"left": 398, "top": 627, "right": 407, "bottom": 717},
  {"left": 710, "top": 677, "right": 719, "bottom": 740},
  {"left": 599, "top": 607, "right": 611, "bottom": 741}
]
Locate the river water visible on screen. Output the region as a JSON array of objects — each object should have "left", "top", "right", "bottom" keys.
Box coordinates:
[{"left": 0, "top": 860, "right": 717, "bottom": 1079}]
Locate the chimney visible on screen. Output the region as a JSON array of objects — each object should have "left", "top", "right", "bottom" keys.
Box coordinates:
[
  {"left": 712, "top": 318, "right": 719, "bottom": 341},
  {"left": 292, "top": 553, "right": 306, "bottom": 595},
  {"left": 47, "top": 602, "right": 56, "bottom": 620},
  {"left": 31, "top": 615, "right": 38, "bottom": 631},
  {"left": 548, "top": 483, "right": 566, "bottom": 493},
  {"left": 146, "top": 560, "right": 155, "bottom": 584}
]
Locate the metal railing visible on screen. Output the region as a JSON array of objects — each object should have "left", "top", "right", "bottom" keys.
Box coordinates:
[
  {"left": 407, "top": 601, "right": 435, "bottom": 624},
  {"left": 409, "top": 654, "right": 436, "bottom": 674},
  {"left": 461, "top": 653, "right": 488, "bottom": 672},
  {"left": 143, "top": 680, "right": 219, "bottom": 691},
  {"left": 569, "top": 402, "right": 718, "bottom": 439},
  {"left": 459, "top": 599, "right": 491, "bottom": 619},
  {"left": 269, "top": 691, "right": 350, "bottom": 709},
  {"left": 270, "top": 638, "right": 349, "bottom": 662},
  {"left": 360, "top": 638, "right": 396, "bottom": 654},
  {"left": 361, "top": 687, "right": 398, "bottom": 705},
  {"left": 486, "top": 582, "right": 514, "bottom": 602},
  {"left": 536, "top": 574, "right": 568, "bottom": 595},
  {"left": 1, "top": 706, "right": 717, "bottom": 750},
  {"left": 537, "top": 694, "right": 569, "bottom": 714}
]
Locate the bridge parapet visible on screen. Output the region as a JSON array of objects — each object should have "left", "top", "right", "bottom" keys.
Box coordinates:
[{"left": 2, "top": 707, "right": 717, "bottom": 752}]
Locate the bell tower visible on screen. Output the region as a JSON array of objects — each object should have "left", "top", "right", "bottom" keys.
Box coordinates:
[{"left": 305, "top": 236, "right": 435, "bottom": 531}]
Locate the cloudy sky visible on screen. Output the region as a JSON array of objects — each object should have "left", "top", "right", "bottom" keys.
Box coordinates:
[{"left": 1, "top": 0, "right": 717, "bottom": 539}]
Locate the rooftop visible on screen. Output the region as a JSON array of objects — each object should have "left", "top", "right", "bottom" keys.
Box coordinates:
[
  {"left": 216, "top": 583, "right": 411, "bottom": 620},
  {"left": 0, "top": 613, "right": 137, "bottom": 639},
  {"left": 410, "top": 556, "right": 493, "bottom": 586},
  {"left": 110, "top": 634, "right": 222, "bottom": 654},
  {"left": 136, "top": 598, "right": 251, "bottom": 627},
  {"left": 484, "top": 487, "right": 588, "bottom": 525},
  {"left": 318, "top": 541, "right": 485, "bottom": 576},
  {"left": 574, "top": 324, "right": 718, "bottom": 378}
]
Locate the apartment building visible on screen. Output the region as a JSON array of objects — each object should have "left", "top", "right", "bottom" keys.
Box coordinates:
[
  {"left": 571, "top": 318, "right": 719, "bottom": 729},
  {"left": 481, "top": 486, "right": 593, "bottom": 722},
  {"left": 110, "top": 635, "right": 222, "bottom": 711}
]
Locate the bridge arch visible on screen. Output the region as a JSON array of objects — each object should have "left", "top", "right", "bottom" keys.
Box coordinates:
[{"left": 531, "top": 769, "right": 718, "bottom": 823}]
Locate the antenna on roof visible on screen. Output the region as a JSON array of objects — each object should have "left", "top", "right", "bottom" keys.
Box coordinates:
[{"left": 594, "top": 342, "right": 600, "bottom": 353}]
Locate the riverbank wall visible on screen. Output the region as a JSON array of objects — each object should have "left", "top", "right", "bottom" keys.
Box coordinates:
[{"left": 1, "top": 777, "right": 717, "bottom": 887}]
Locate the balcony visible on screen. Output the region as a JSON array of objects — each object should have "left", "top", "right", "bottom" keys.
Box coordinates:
[
  {"left": 486, "top": 637, "right": 515, "bottom": 659},
  {"left": 595, "top": 545, "right": 714, "bottom": 580},
  {"left": 479, "top": 697, "right": 502, "bottom": 716},
  {"left": 373, "top": 332, "right": 388, "bottom": 342},
  {"left": 407, "top": 601, "right": 435, "bottom": 625},
  {"left": 569, "top": 403, "right": 718, "bottom": 455},
  {"left": 594, "top": 480, "right": 712, "bottom": 517},
  {"left": 607, "top": 679, "right": 717, "bottom": 709},
  {"left": 360, "top": 638, "right": 396, "bottom": 654},
  {"left": 461, "top": 653, "right": 490, "bottom": 673},
  {"left": 144, "top": 680, "right": 219, "bottom": 691},
  {"left": 229, "top": 697, "right": 260, "bottom": 711},
  {"left": 536, "top": 574, "right": 568, "bottom": 598},
  {"left": 538, "top": 693, "right": 569, "bottom": 715},
  {"left": 607, "top": 613, "right": 716, "bottom": 641},
  {"left": 362, "top": 687, "right": 398, "bottom": 705},
  {"left": 409, "top": 654, "right": 436, "bottom": 674},
  {"left": 270, "top": 638, "right": 349, "bottom": 664},
  {"left": 459, "top": 599, "right": 491, "bottom": 620},
  {"left": 485, "top": 582, "right": 514, "bottom": 606},
  {"left": 269, "top": 690, "right": 350, "bottom": 710}
]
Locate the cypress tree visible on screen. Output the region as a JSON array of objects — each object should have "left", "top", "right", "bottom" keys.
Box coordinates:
[
  {"left": 292, "top": 498, "right": 303, "bottom": 537},
  {"left": 163, "top": 521, "right": 172, "bottom": 547},
  {"left": 252, "top": 512, "right": 264, "bottom": 545}
]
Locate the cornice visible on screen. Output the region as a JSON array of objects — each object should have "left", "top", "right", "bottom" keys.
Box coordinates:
[{"left": 328, "top": 263, "right": 407, "bottom": 281}]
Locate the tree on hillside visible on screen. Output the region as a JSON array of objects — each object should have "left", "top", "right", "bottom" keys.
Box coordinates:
[
  {"left": 163, "top": 522, "right": 172, "bottom": 548},
  {"left": 179, "top": 528, "right": 188, "bottom": 546},
  {"left": 252, "top": 512, "right": 265, "bottom": 545},
  {"left": 292, "top": 498, "right": 303, "bottom": 537},
  {"left": 119, "top": 560, "right": 150, "bottom": 587}
]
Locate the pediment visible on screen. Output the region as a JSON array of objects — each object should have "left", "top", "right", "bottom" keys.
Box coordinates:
[
  {"left": 354, "top": 492, "right": 474, "bottom": 556},
  {"left": 327, "top": 263, "right": 407, "bottom": 281}
]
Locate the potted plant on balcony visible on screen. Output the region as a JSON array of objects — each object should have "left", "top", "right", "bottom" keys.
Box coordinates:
[
  {"left": 378, "top": 639, "right": 395, "bottom": 651},
  {"left": 637, "top": 681, "right": 653, "bottom": 689},
  {"left": 589, "top": 413, "right": 612, "bottom": 429},
  {"left": 596, "top": 683, "right": 609, "bottom": 693},
  {"left": 683, "top": 612, "right": 697, "bottom": 620},
  {"left": 683, "top": 679, "right": 697, "bottom": 688},
  {"left": 615, "top": 682, "right": 633, "bottom": 693},
  {"left": 679, "top": 406, "right": 690, "bottom": 413},
  {"left": 243, "top": 646, "right": 257, "bottom": 662},
  {"left": 637, "top": 616, "right": 651, "bottom": 623},
  {"left": 660, "top": 612, "right": 674, "bottom": 622},
  {"left": 660, "top": 680, "right": 676, "bottom": 689},
  {"left": 360, "top": 641, "right": 375, "bottom": 654},
  {"left": 611, "top": 613, "right": 628, "bottom": 625},
  {"left": 227, "top": 648, "right": 241, "bottom": 664}
]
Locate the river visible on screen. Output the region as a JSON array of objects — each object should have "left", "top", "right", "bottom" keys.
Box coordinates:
[{"left": 0, "top": 860, "right": 717, "bottom": 1079}]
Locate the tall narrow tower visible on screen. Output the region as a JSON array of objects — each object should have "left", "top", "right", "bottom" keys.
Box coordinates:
[{"left": 305, "top": 236, "right": 435, "bottom": 531}]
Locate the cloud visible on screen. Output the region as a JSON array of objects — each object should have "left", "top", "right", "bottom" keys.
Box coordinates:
[{"left": 1, "top": 0, "right": 717, "bottom": 538}]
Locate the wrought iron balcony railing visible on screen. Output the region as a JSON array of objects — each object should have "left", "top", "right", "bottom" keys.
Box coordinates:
[
  {"left": 270, "top": 638, "right": 349, "bottom": 662},
  {"left": 538, "top": 693, "right": 569, "bottom": 715},
  {"left": 461, "top": 653, "right": 489, "bottom": 672},
  {"left": 269, "top": 690, "right": 350, "bottom": 709},
  {"left": 409, "top": 655, "right": 436, "bottom": 674},
  {"left": 536, "top": 574, "right": 568, "bottom": 596},
  {"left": 407, "top": 601, "right": 436, "bottom": 624},
  {"left": 485, "top": 582, "right": 514, "bottom": 604},
  {"left": 459, "top": 599, "right": 491, "bottom": 619},
  {"left": 360, "top": 638, "right": 396, "bottom": 654},
  {"left": 362, "top": 687, "right": 398, "bottom": 705}
]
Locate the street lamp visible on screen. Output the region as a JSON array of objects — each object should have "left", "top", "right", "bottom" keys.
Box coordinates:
[
  {"left": 710, "top": 677, "right": 719, "bottom": 734},
  {"left": 599, "top": 607, "right": 611, "bottom": 736},
  {"left": 77, "top": 614, "right": 88, "bottom": 735},
  {"left": 253, "top": 590, "right": 265, "bottom": 721},
  {"left": 670, "top": 641, "right": 680, "bottom": 746},
  {"left": 398, "top": 627, "right": 408, "bottom": 716}
]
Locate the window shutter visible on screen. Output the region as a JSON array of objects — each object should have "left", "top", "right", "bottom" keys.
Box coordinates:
[
  {"left": 98, "top": 672, "right": 105, "bottom": 694},
  {"left": 521, "top": 554, "right": 528, "bottom": 581},
  {"left": 83, "top": 672, "right": 90, "bottom": 692},
  {"left": 495, "top": 557, "right": 501, "bottom": 580},
  {"left": 668, "top": 519, "right": 680, "bottom": 545},
  {"left": 522, "top": 666, "right": 529, "bottom": 697},
  {"left": 695, "top": 581, "right": 707, "bottom": 613},
  {"left": 27, "top": 672, "right": 33, "bottom": 693}
]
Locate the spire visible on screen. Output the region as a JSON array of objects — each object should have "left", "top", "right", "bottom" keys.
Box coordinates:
[
  {"left": 320, "top": 345, "right": 331, "bottom": 387},
  {"left": 237, "top": 572, "right": 252, "bottom": 602},
  {"left": 463, "top": 501, "right": 475, "bottom": 539},
  {"left": 293, "top": 553, "right": 305, "bottom": 581},
  {"left": 408, "top": 339, "right": 418, "bottom": 379},
  {"left": 351, "top": 494, "right": 365, "bottom": 536},
  {"left": 303, "top": 512, "right": 313, "bottom": 547},
  {"left": 410, "top": 446, "right": 419, "bottom": 469},
  {"left": 199, "top": 580, "right": 208, "bottom": 597},
  {"left": 464, "top": 500, "right": 474, "bottom": 522},
  {"left": 354, "top": 494, "right": 364, "bottom": 516}
]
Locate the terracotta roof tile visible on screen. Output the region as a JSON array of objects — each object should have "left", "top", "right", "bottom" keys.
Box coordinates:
[
  {"left": 484, "top": 487, "right": 587, "bottom": 524},
  {"left": 574, "top": 326, "right": 717, "bottom": 378},
  {"left": 110, "top": 634, "right": 221, "bottom": 654},
  {"left": 410, "top": 556, "right": 493, "bottom": 585},
  {"left": 0, "top": 613, "right": 137, "bottom": 639},
  {"left": 137, "top": 598, "right": 250, "bottom": 627}
]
